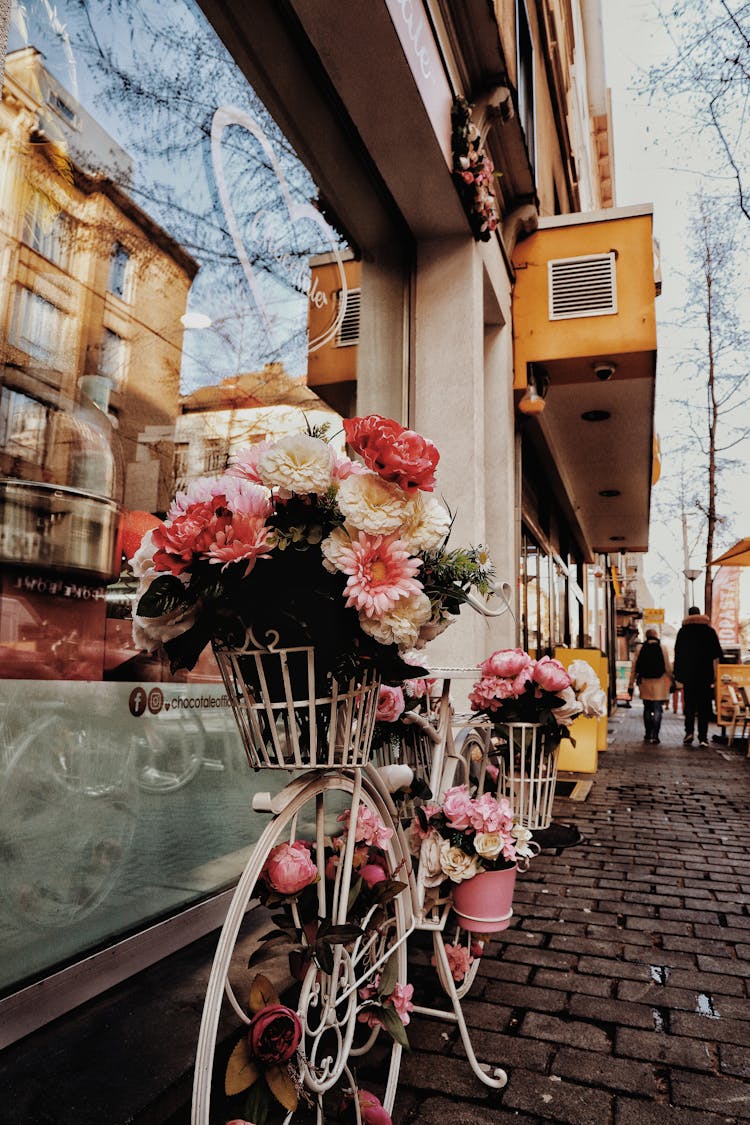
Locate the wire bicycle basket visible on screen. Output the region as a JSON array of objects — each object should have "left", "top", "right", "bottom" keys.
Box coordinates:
[{"left": 213, "top": 628, "right": 380, "bottom": 770}]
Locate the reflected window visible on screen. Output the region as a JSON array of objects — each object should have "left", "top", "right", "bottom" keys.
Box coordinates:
[
  {"left": 516, "top": 0, "right": 536, "bottom": 177},
  {"left": 203, "top": 437, "right": 225, "bottom": 475},
  {"left": 98, "top": 328, "right": 128, "bottom": 389},
  {"left": 108, "top": 243, "right": 130, "bottom": 300},
  {"left": 23, "top": 189, "right": 73, "bottom": 271},
  {"left": 9, "top": 287, "right": 69, "bottom": 370},
  {"left": 0, "top": 388, "right": 47, "bottom": 467}
]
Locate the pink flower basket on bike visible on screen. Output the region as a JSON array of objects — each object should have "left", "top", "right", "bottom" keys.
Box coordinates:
[
  {"left": 213, "top": 630, "right": 381, "bottom": 770},
  {"left": 451, "top": 866, "right": 517, "bottom": 933}
]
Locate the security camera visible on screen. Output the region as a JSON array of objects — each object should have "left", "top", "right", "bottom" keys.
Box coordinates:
[{"left": 594, "top": 362, "right": 616, "bottom": 381}]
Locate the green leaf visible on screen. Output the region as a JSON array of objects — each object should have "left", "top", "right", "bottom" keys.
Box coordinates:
[
  {"left": 347, "top": 875, "right": 364, "bottom": 913},
  {"left": 379, "top": 1004, "right": 411, "bottom": 1049},
  {"left": 225, "top": 1037, "right": 260, "bottom": 1095},
  {"left": 313, "top": 940, "right": 334, "bottom": 975},
  {"left": 371, "top": 879, "right": 407, "bottom": 906},
  {"left": 265, "top": 1064, "right": 299, "bottom": 1113},
  {"left": 377, "top": 954, "right": 399, "bottom": 999},
  {"left": 136, "top": 573, "right": 192, "bottom": 618},
  {"left": 249, "top": 973, "right": 279, "bottom": 1013},
  {"left": 248, "top": 932, "right": 298, "bottom": 969},
  {"left": 318, "top": 923, "right": 364, "bottom": 946},
  {"left": 243, "top": 1075, "right": 274, "bottom": 1125}
]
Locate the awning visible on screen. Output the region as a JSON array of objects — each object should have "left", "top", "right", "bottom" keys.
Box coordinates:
[{"left": 710, "top": 539, "right": 750, "bottom": 567}]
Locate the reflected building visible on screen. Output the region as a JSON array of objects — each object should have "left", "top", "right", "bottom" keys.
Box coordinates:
[{"left": 0, "top": 47, "right": 197, "bottom": 515}]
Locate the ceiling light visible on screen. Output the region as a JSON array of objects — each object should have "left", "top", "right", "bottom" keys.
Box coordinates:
[
  {"left": 581, "top": 410, "right": 611, "bottom": 422},
  {"left": 609, "top": 535, "right": 626, "bottom": 542},
  {"left": 518, "top": 382, "right": 545, "bottom": 415},
  {"left": 180, "top": 311, "right": 213, "bottom": 329},
  {"left": 599, "top": 489, "right": 621, "bottom": 497}
]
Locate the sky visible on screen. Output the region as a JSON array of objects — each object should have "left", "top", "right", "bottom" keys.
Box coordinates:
[{"left": 601, "top": 0, "right": 750, "bottom": 630}]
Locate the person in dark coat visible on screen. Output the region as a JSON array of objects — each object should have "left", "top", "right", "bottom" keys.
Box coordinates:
[
  {"left": 627, "top": 629, "right": 673, "bottom": 744},
  {"left": 672, "top": 606, "right": 723, "bottom": 747}
]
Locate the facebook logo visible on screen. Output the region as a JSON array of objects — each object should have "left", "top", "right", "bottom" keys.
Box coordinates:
[{"left": 128, "top": 687, "right": 147, "bottom": 717}]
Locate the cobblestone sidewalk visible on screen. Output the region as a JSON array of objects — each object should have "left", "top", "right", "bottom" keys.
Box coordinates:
[{"left": 393, "top": 705, "right": 750, "bottom": 1125}]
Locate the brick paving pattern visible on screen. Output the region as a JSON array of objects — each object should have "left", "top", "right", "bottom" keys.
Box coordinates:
[{"left": 394, "top": 705, "right": 750, "bottom": 1124}]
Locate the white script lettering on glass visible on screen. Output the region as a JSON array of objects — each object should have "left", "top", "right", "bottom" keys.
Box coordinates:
[
  {"left": 210, "top": 105, "right": 347, "bottom": 351},
  {"left": 394, "top": 0, "right": 433, "bottom": 80}
]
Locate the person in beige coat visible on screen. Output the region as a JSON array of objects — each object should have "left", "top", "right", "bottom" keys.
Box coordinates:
[{"left": 627, "top": 629, "right": 673, "bottom": 744}]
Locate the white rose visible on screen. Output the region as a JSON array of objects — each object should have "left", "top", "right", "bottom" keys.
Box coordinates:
[
  {"left": 473, "top": 832, "right": 504, "bottom": 860},
  {"left": 131, "top": 572, "right": 195, "bottom": 652},
  {"left": 398, "top": 492, "right": 452, "bottom": 553},
  {"left": 419, "top": 830, "right": 448, "bottom": 887},
  {"left": 439, "top": 841, "right": 482, "bottom": 883},
  {"left": 551, "top": 686, "right": 583, "bottom": 723},
  {"left": 130, "top": 530, "right": 157, "bottom": 578},
  {"left": 579, "top": 685, "right": 607, "bottom": 718},
  {"left": 360, "top": 591, "right": 433, "bottom": 650},
  {"left": 336, "top": 472, "right": 409, "bottom": 535},
  {"left": 257, "top": 434, "right": 334, "bottom": 495}
]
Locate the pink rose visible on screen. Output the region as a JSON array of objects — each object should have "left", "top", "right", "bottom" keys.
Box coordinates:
[
  {"left": 478, "top": 648, "right": 532, "bottom": 679},
  {"left": 532, "top": 656, "right": 572, "bottom": 694},
  {"left": 248, "top": 1003, "right": 302, "bottom": 1064},
  {"left": 441, "top": 786, "right": 474, "bottom": 830},
  {"left": 376, "top": 684, "right": 405, "bottom": 723},
  {"left": 343, "top": 414, "right": 439, "bottom": 493},
  {"left": 263, "top": 841, "right": 318, "bottom": 895}
]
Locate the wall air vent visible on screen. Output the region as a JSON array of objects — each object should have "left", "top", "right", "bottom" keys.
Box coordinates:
[
  {"left": 548, "top": 252, "right": 617, "bottom": 320},
  {"left": 337, "top": 287, "right": 361, "bottom": 346}
]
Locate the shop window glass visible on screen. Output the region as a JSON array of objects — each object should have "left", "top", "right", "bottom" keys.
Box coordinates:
[
  {"left": 0, "top": 0, "right": 388, "bottom": 1009},
  {"left": 516, "top": 0, "right": 536, "bottom": 177}
]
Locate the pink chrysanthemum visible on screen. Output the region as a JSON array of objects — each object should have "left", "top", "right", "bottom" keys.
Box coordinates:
[
  {"left": 206, "top": 514, "right": 272, "bottom": 576},
  {"left": 226, "top": 441, "right": 272, "bottom": 485},
  {"left": 337, "top": 532, "right": 423, "bottom": 618}
]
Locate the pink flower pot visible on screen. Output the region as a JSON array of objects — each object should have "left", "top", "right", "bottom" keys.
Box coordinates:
[{"left": 451, "top": 866, "right": 517, "bottom": 933}]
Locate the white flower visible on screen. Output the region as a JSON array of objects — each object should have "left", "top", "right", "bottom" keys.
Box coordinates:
[
  {"left": 473, "top": 831, "right": 504, "bottom": 860},
  {"left": 415, "top": 612, "right": 456, "bottom": 649},
  {"left": 551, "top": 686, "right": 583, "bottom": 723},
  {"left": 567, "top": 660, "right": 600, "bottom": 693},
  {"left": 131, "top": 573, "right": 195, "bottom": 652},
  {"left": 439, "top": 841, "right": 482, "bottom": 883},
  {"left": 399, "top": 492, "right": 451, "bottom": 553},
  {"left": 336, "top": 472, "right": 409, "bottom": 535},
  {"left": 359, "top": 590, "right": 433, "bottom": 649},
  {"left": 579, "top": 685, "right": 607, "bottom": 718},
  {"left": 511, "top": 824, "right": 535, "bottom": 860},
  {"left": 130, "top": 530, "right": 157, "bottom": 578},
  {"left": 419, "top": 830, "right": 448, "bottom": 887},
  {"left": 320, "top": 526, "right": 353, "bottom": 573},
  {"left": 257, "top": 434, "right": 334, "bottom": 495}
]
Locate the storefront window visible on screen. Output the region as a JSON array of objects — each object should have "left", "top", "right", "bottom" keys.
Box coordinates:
[{"left": 0, "top": 0, "right": 400, "bottom": 1006}]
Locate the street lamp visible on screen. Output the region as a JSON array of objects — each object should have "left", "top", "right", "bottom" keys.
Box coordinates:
[{"left": 683, "top": 568, "right": 703, "bottom": 611}]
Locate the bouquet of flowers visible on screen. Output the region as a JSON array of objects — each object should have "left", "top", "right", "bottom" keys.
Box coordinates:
[
  {"left": 410, "top": 785, "right": 534, "bottom": 889},
  {"left": 469, "top": 649, "right": 606, "bottom": 736},
  {"left": 129, "top": 414, "right": 494, "bottom": 687},
  {"left": 451, "top": 96, "right": 501, "bottom": 241}
]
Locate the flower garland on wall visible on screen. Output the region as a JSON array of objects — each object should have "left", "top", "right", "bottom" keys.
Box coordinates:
[{"left": 451, "top": 96, "right": 501, "bottom": 242}]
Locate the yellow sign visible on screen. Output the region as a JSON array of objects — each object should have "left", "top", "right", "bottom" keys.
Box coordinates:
[{"left": 643, "top": 608, "right": 665, "bottom": 623}]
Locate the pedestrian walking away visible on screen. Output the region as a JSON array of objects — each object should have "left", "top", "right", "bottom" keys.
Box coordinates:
[
  {"left": 627, "top": 628, "right": 673, "bottom": 743},
  {"left": 672, "top": 605, "right": 723, "bottom": 747}
]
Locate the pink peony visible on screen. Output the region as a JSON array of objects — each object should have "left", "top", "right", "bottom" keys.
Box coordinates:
[
  {"left": 433, "top": 941, "right": 474, "bottom": 982},
  {"left": 263, "top": 841, "right": 318, "bottom": 895},
  {"left": 357, "top": 1090, "right": 393, "bottom": 1125},
  {"left": 339, "top": 804, "right": 394, "bottom": 850},
  {"left": 338, "top": 532, "right": 423, "bottom": 618},
  {"left": 468, "top": 676, "right": 514, "bottom": 713},
  {"left": 479, "top": 648, "right": 532, "bottom": 679},
  {"left": 360, "top": 863, "right": 388, "bottom": 888},
  {"left": 376, "top": 684, "right": 405, "bottom": 723},
  {"left": 441, "top": 785, "right": 474, "bottom": 830},
  {"left": 248, "top": 1002, "right": 302, "bottom": 1064},
  {"left": 344, "top": 414, "right": 439, "bottom": 493},
  {"left": 532, "top": 656, "right": 572, "bottom": 694}
]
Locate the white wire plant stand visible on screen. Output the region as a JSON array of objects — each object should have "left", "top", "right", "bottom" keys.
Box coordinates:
[{"left": 193, "top": 596, "right": 525, "bottom": 1124}]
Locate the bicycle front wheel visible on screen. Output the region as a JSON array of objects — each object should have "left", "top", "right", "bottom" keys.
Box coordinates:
[{"left": 192, "top": 768, "right": 412, "bottom": 1125}]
